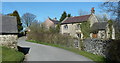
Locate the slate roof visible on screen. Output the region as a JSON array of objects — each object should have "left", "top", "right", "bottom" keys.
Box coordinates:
[
  {"left": 61, "top": 15, "right": 91, "bottom": 24},
  {"left": 90, "top": 22, "right": 108, "bottom": 32},
  {"left": 49, "top": 18, "right": 60, "bottom": 24},
  {"left": 0, "top": 15, "right": 18, "bottom": 34}
]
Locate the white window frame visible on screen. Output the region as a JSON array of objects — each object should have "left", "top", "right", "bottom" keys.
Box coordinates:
[{"left": 64, "top": 24, "right": 68, "bottom": 30}]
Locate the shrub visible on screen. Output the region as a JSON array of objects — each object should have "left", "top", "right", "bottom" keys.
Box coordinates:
[
  {"left": 105, "top": 40, "right": 120, "bottom": 63},
  {"left": 27, "top": 22, "right": 74, "bottom": 47},
  {"left": 80, "top": 21, "right": 90, "bottom": 38}
]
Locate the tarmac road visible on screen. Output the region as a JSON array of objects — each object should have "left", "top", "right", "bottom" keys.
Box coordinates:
[{"left": 18, "top": 37, "right": 92, "bottom": 61}]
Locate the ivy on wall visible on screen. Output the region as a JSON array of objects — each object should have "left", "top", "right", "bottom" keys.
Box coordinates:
[
  {"left": 80, "top": 21, "right": 90, "bottom": 38},
  {"left": 108, "top": 20, "right": 113, "bottom": 39}
]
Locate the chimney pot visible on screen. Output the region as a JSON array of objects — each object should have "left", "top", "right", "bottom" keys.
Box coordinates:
[{"left": 91, "top": 7, "right": 95, "bottom": 14}]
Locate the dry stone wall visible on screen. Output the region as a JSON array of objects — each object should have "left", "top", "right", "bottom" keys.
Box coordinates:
[
  {"left": 0, "top": 34, "right": 18, "bottom": 49},
  {"left": 83, "top": 38, "right": 111, "bottom": 57}
]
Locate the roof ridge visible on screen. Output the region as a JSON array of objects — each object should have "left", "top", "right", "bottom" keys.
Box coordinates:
[
  {"left": 61, "top": 14, "right": 91, "bottom": 24},
  {"left": 70, "top": 14, "right": 91, "bottom": 18},
  {"left": 1, "top": 15, "right": 18, "bottom": 33},
  {"left": 48, "top": 17, "right": 58, "bottom": 22}
]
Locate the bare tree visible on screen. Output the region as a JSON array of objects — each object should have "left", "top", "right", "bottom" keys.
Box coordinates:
[
  {"left": 101, "top": 0, "right": 120, "bottom": 39},
  {"left": 101, "top": 0, "right": 119, "bottom": 17},
  {"left": 79, "top": 9, "right": 89, "bottom": 16},
  {"left": 22, "top": 13, "right": 36, "bottom": 28},
  {"left": 96, "top": 13, "right": 109, "bottom": 21},
  {"left": 103, "top": 13, "right": 109, "bottom": 21}
]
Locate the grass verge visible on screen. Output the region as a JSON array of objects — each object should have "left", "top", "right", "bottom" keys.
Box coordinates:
[
  {"left": 27, "top": 40, "right": 106, "bottom": 63},
  {"left": 1, "top": 46, "right": 24, "bottom": 63}
]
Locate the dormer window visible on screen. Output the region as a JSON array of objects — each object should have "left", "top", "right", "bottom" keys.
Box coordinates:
[{"left": 64, "top": 24, "right": 68, "bottom": 29}]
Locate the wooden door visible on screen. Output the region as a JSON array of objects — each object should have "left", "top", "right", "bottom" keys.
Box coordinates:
[{"left": 92, "top": 33, "right": 97, "bottom": 38}]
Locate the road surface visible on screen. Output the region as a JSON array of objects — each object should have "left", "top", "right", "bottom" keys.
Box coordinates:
[{"left": 18, "top": 37, "right": 92, "bottom": 61}]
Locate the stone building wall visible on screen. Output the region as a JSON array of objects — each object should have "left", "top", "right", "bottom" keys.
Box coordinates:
[
  {"left": 0, "top": 34, "right": 18, "bottom": 49},
  {"left": 60, "top": 23, "right": 83, "bottom": 39},
  {"left": 83, "top": 38, "right": 111, "bottom": 57},
  {"left": 44, "top": 18, "right": 55, "bottom": 29},
  {"left": 88, "top": 14, "right": 98, "bottom": 27}
]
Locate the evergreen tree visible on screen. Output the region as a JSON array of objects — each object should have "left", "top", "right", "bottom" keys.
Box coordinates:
[
  {"left": 59, "top": 11, "right": 67, "bottom": 22},
  {"left": 9, "top": 10, "right": 23, "bottom": 32},
  {"left": 68, "top": 14, "right": 71, "bottom": 17}
]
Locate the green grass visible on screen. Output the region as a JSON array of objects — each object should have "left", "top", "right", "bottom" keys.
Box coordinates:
[
  {"left": 27, "top": 40, "right": 106, "bottom": 62},
  {"left": 1, "top": 46, "right": 24, "bottom": 63}
]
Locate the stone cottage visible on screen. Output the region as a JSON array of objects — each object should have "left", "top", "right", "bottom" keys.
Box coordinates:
[
  {"left": 0, "top": 15, "right": 18, "bottom": 49},
  {"left": 44, "top": 17, "right": 60, "bottom": 29},
  {"left": 60, "top": 8, "right": 98, "bottom": 39},
  {"left": 90, "top": 22, "right": 115, "bottom": 39}
]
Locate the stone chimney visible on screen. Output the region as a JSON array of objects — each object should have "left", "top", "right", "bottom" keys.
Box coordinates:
[{"left": 91, "top": 7, "right": 95, "bottom": 14}]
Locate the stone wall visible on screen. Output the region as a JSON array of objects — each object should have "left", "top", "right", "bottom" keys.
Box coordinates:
[
  {"left": 83, "top": 38, "right": 111, "bottom": 57},
  {"left": 0, "top": 34, "right": 18, "bottom": 49}
]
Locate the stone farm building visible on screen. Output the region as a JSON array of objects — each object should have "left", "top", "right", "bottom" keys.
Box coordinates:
[
  {"left": 0, "top": 15, "right": 18, "bottom": 49},
  {"left": 44, "top": 17, "right": 60, "bottom": 29},
  {"left": 90, "top": 22, "right": 115, "bottom": 39},
  {"left": 60, "top": 8, "right": 115, "bottom": 39}
]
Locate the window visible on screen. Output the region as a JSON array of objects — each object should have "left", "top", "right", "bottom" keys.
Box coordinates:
[
  {"left": 77, "top": 33, "right": 81, "bottom": 38},
  {"left": 64, "top": 25, "right": 68, "bottom": 29}
]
